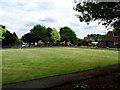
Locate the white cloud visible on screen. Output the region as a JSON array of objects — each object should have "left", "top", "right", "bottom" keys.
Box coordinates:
[{"left": 0, "top": 0, "right": 107, "bottom": 39}]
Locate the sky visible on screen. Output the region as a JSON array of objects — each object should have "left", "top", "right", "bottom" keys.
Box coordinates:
[{"left": 0, "top": 0, "right": 109, "bottom": 39}]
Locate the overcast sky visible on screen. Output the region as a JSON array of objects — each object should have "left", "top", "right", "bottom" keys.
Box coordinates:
[{"left": 0, "top": 0, "right": 108, "bottom": 39}]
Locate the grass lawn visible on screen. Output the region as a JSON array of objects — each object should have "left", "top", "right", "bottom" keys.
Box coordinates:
[{"left": 2, "top": 47, "right": 118, "bottom": 85}]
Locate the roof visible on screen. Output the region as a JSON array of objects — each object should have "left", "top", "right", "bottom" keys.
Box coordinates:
[{"left": 105, "top": 31, "right": 120, "bottom": 44}]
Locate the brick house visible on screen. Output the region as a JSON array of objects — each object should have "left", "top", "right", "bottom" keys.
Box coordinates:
[{"left": 98, "top": 31, "right": 120, "bottom": 48}]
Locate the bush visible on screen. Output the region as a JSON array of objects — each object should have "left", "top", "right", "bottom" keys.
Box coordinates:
[
  {"left": 116, "top": 73, "right": 120, "bottom": 80},
  {"left": 72, "top": 83, "right": 90, "bottom": 90}
]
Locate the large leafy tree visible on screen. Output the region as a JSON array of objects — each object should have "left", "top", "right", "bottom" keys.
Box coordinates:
[
  {"left": 74, "top": 1, "right": 120, "bottom": 29},
  {"left": 43, "top": 27, "right": 61, "bottom": 46},
  {"left": 0, "top": 25, "right": 6, "bottom": 40},
  {"left": 1, "top": 25, "right": 21, "bottom": 46},
  {"left": 2, "top": 30, "right": 16, "bottom": 46},
  {"left": 13, "top": 32, "right": 18, "bottom": 40},
  {"left": 21, "top": 33, "right": 34, "bottom": 45},
  {"left": 13, "top": 32, "right": 22, "bottom": 45},
  {"left": 30, "top": 24, "right": 48, "bottom": 45},
  {"left": 59, "top": 26, "right": 77, "bottom": 43},
  {"left": 47, "top": 27, "right": 61, "bottom": 42}
]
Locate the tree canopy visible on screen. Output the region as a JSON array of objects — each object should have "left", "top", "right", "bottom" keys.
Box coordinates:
[
  {"left": 59, "top": 26, "right": 77, "bottom": 43},
  {"left": 13, "top": 32, "right": 18, "bottom": 40},
  {"left": 2, "top": 30, "right": 16, "bottom": 46},
  {"left": 30, "top": 24, "right": 48, "bottom": 43},
  {"left": 21, "top": 33, "right": 34, "bottom": 44},
  {"left": 47, "top": 27, "right": 61, "bottom": 42},
  {"left": 74, "top": 1, "right": 120, "bottom": 29},
  {"left": 113, "top": 27, "right": 120, "bottom": 36},
  {"left": 30, "top": 25, "right": 61, "bottom": 45},
  {"left": 1, "top": 25, "right": 20, "bottom": 46},
  {"left": 0, "top": 25, "right": 6, "bottom": 39}
]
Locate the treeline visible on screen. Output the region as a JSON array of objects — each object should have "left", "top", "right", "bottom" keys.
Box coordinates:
[
  {"left": 1, "top": 24, "right": 105, "bottom": 48},
  {"left": 21, "top": 24, "right": 78, "bottom": 46},
  {"left": 1, "top": 24, "right": 83, "bottom": 47},
  {"left": 0, "top": 25, "right": 22, "bottom": 47}
]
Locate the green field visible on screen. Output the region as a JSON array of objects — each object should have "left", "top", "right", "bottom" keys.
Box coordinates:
[{"left": 2, "top": 47, "right": 118, "bottom": 85}]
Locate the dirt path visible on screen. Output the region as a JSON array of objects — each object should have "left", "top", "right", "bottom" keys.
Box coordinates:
[
  {"left": 2, "top": 64, "right": 120, "bottom": 90},
  {"left": 50, "top": 71, "right": 120, "bottom": 90}
]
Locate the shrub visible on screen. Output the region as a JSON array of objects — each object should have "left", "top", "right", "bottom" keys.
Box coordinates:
[
  {"left": 116, "top": 73, "right": 120, "bottom": 80},
  {"left": 72, "top": 83, "right": 89, "bottom": 90}
]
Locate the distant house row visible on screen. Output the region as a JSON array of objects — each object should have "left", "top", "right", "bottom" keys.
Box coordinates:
[
  {"left": 83, "top": 31, "right": 120, "bottom": 48},
  {"left": 98, "top": 31, "right": 120, "bottom": 48}
]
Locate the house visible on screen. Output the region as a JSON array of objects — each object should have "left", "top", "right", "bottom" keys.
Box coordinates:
[
  {"left": 83, "top": 34, "right": 104, "bottom": 47},
  {"left": 98, "top": 31, "right": 120, "bottom": 48}
]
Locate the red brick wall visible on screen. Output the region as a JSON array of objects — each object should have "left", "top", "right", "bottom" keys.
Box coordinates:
[
  {"left": 105, "top": 31, "right": 120, "bottom": 45},
  {"left": 105, "top": 31, "right": 114, "bottom": 41}
]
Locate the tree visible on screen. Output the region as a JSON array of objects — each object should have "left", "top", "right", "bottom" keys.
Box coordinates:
[
  {"left": 21, "top": 33, "right": 34, "bottom": 45},
  {"left": 13, "top": 32, "right": 18, "bottom": 40},
  {"left": 41, "top": 27, "right": 61, "bottom": 46},
  {"left": 0, "top": 25, "right": 6, "bottom": 29},
  {"left": 13, "top": 32, "right": 22, "bottom": 45},
  {"left": 74, "top": 1, "right": 120, "bottom": 29},
  {"left": 1, "top": 25, "right": 18, "bottom": 47},
  {"left": 59, "top": 26, "right": 77, "bottom": 43},
  {"left": 30, "top": 24, "right": 48, "bottom": 45},
  {"left": 46, "top": 27, "right": 61, "bottom": 46},
  {"left": 2, "top": 30, "right": 16, "bottom": 46},
  {"left": 0, "top": 25, "right": 6, "bottom": 40},
  {"left": 113, "top": 27, "right": 120, "bottom": 36},
  {"left": 87, "top": 34, "right": 104, "bottom": 41},
  {"left": 74, "top": 38, "right": 83, "bottom": 46},
  {"left": 47, "top": 28, "right": 61, "bottom": 42},
  {"left": 1, "top": 25, "right": 22, "bottom": 47}
]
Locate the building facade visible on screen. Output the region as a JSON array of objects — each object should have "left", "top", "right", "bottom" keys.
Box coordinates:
[{"left": 98, "top": 31, "right": 120, "bottom": 48}]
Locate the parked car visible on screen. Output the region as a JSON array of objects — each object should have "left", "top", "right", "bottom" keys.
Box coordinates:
[{"left": 22, "top": 44, "right": 29, "bottom": 47}]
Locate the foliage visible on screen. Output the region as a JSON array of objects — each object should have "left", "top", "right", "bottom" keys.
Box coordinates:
[
  {"left": 43, "top": 27, "right": 61, "bottom": 46},
  {"left": 47, "top": 27, "right": 61, "bottom": 42},
  {"left": 2, "top": 30, "right": 16, "bottom": 46},
  {"left": 16, "top": 39, "right": 23, "bottom": 45},
  {"left": 73, "top": 83, "right": 89, "bottom": 90},
  {"left": 30, "top": 24, "right": 48, "bottom": 43},
  {"left": 87, "top": 34, "right": 104, "bottom": 41},
  {"left": 0, "top": 25, "right": 6, "bottom": 39},
  {"left": 21, "top": 33, "right": 34, "bottom": 44},
  {"left": 12, "top": 32, "right": 22, "bottom": 45},
  {"left": 113, "top": 27, "right": 120, "bottom": 36},
  {"left": 74, "top": 38, "right": 83, "bottom": 46},
  {"left": 0, "top": 25, "right": 6, "bottom": 29},
  {"left": 13, "top": 32, "right": 18, "bottom": 40},
  {"left": 74, "top": 1, "right": 120, "bottom": 29},
  {"left": 116, "top": 73, "right": 120, "bottom": 80},
  {"left": 1, "top": 25, "right": 20, "bottom": 46},
  {"left": 1, "top": 24, "right": 78, "bottom": 47},
  {"left": 60, "top": 26, "right": 77, "bottom": 43},
  {"left": 30, "top": 25, "right": 61, "bottom": 46}
]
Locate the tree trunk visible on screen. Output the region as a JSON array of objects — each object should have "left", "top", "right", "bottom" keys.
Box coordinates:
[{"left": 45, "top": 41, "right": 48, "bottom": 47}]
